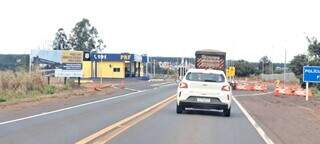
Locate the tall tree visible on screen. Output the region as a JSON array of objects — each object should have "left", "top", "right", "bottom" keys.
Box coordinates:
[
  {"left": 52, "top": 28, "right": 69, "bottom": 50},
  {"left": 288, "top": 54, "right": 308, "bottom": 84},
  {"left": 307, "top": 36, "right": 320, "bottom": 58},
  {"left": 259, "top": 56, "right": 272, "bottom": 74},
  {"left": 68, "top": 18, "right": 106, "bottom": 52},
  {"left": 233, "top": 60, "right": 258, "bottom": 77},
  {"left": 306, "top": 36, "right": 320, "bottom": 66}
]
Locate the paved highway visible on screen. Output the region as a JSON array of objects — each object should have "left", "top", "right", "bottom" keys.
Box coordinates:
[{"left": 0, "top": 83, "right": 269, "bottom": 144}]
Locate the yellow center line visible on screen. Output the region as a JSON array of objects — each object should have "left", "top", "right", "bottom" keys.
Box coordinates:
[{"left": 75, "top": 95, "right": 176, "bottom": 144}]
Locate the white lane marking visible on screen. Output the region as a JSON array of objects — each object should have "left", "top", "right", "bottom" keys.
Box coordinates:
[
  {"left": 0, "top": 91, "right": 145, "bottom": 126},
  {"left": 232, "top": 97, "right": 275, "bottom": 144},
  {"left": 152, "top": 83, "right": 176, "bottom": 90},
  {"left": 112, "top": 82, "right": 175, "bottom": 91},
  {"left": 111, "top": 86, "right": 142, "bottom": 92},
  {"left": 124, "top": 88, "right": 142, "bottom": 92},
  {"left": 234, "top": 91, "right": 273, "bottom": 97},
  {"left": 150, "top": 82, "right": 174, "bottom": 87},
  {"left": 0, "top": 83, "right": 177, "bottom": 126}
]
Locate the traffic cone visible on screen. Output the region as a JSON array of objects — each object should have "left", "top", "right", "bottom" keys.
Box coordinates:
[
  {"left": 285, "top": 88, "right": 295, "bottom": 96},
  {"left": 262, "top": 85, "right": 268, "bottom": 92},
  {"left": 274, "top": 88, "right": 280, "bottom": 97}
]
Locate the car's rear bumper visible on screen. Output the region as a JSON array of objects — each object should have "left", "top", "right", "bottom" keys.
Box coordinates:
[{"left": 179, "top": 101, "right": 228, "bottom": 110}]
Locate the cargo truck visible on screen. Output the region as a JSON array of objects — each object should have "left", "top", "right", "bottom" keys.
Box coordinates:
[
  {"left": 195, "top": 49, "right": 236, "bottom": 89},
  {"left": 195, "top": 49, "right": 226, "bottom": 70}
]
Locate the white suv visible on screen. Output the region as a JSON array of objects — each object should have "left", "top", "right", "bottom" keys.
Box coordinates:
[{"left": 176, "top": 69, "right": 232, "bottom": 116}]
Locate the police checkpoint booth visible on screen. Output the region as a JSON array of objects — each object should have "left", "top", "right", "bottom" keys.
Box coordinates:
[{"left": 82, "top": 53, "right": 148, "bottom": 79}]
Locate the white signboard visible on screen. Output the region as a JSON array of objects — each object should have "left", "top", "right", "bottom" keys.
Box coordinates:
[
  {"left": 55, "top": 69, "right": 83, "bottom": 77},
  {"left": 31, "top": 50, "right": 83, "bottom": 77}
]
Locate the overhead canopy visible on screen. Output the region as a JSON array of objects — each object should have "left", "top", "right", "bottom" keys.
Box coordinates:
[{"left": 90, "top": 53, "right": 147, "bottom": 63}]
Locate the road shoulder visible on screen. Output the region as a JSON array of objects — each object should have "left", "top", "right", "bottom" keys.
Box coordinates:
[{"left": 236, "top": 92, "right": 320, "bottom": 144}]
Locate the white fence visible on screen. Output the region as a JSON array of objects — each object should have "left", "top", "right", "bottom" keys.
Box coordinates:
[{"left": 260, "top": 73, "right": 299, "bottom": 82}]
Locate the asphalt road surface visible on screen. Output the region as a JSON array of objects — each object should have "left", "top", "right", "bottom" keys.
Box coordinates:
[{"left": 0, "top": 83, "right": 268, "bottom": 144}]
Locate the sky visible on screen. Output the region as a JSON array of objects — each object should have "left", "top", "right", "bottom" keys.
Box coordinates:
[{"left": 1, "top": 0, "right": 320, "bottom": 62}]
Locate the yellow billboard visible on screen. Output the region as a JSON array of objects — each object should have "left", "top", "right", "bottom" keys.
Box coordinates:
[{"left": 61, "top": 51, "right": 83, "bottom": 64}]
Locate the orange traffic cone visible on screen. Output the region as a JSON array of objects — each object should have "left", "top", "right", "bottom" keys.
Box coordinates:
[
  {"left": 285, "top": 88, "right": 295, "bottom": 96},
  {"left": 262, "top": 85, "right": 268, "bottom": 92},
  {"left": 274, "top": 88, "right": 280, "bottom": 97}
]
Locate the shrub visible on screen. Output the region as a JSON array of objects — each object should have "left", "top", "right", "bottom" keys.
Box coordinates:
[
  {"left": 0, "top": 97, "right": 6, "bottom": 103},
  {"left": 43, "top": 85, "right": 56, "bottom": 94}
]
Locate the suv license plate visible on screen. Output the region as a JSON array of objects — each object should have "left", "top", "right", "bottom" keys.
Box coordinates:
[{"left": 197, "top": 98, "right": 210, "bottom": 103}]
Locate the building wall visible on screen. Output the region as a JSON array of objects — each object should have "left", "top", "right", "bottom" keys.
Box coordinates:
[
  {"left": 82, "top": 61, "right": 92, "bottom": 78},
  {"left": 97, "top": 61, "right": 125, "bottom": 78},
  {"left": 82, "top": 55, "right": 146, "bottom": 79}
]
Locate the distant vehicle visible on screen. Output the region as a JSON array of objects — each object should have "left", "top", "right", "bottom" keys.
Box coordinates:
[
  {"left": 195, "top": 49, "right": 226, "bottom": 71},
  {"left": 176, "top": 69, "right": 232, "bottom": 116},
  {"left": 177, "top": 66, "right": 187, "bottom": 80}
]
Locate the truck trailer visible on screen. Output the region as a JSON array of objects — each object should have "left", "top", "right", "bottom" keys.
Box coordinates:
[
  {"left": 195, "top": 49, "right": 226, "bottom": 71},
  {"left": 195, "top": 49, "right": 236, "bottom": 89}
]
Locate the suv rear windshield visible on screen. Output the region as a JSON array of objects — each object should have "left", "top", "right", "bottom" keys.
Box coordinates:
[{"left": 186, "top": 72, "right": 225, "bottom": 82}]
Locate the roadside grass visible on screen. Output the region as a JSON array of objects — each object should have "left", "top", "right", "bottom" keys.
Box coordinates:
[
  {"left": 0, "top": 71, "right": 77, "bottom": 104},
  {"left": 310, "top": 87, "right": 320, "bottom": 100},
  {"left": 315, "top": 90, "right": 320, "bottom": 100}
]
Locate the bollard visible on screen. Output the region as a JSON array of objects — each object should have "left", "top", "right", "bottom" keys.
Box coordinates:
[{"left": 120, "top": 80, "right": 125, "bottom": 89}]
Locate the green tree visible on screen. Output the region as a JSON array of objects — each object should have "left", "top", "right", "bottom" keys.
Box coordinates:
[
  {"left": 306, "top": 36, "right": 320, "bottom": 66},
  {"left": 53, "top": 28, "right": 69, "bottom": 50},
  {"left": 259, "top": 56, "right": 272, "bottom": 74},
  {"left": 233, "top": 60, "right": 258, "bottom": 77},
  {"left": 305, "top": 36, "right": 320, "bottom": 89},
  {"left": 68, "top": 18, "right": 106, "bottom": 51},
  {"left": 307, "top": 37, "right": 320, "bottom": 58},
  {"left": 288, "top": 54, "right": 308, "bottom": 84}
]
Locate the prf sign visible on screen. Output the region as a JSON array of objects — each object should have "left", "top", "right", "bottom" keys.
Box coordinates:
[{"left": 120, "top": 53, "right": 131, "bottom": 61}]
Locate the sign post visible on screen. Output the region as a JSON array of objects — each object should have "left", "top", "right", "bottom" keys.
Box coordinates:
[
  {"left": 100, "top": 56, "right": 103, "bottom": 87},
  {"left": 303, "top": 66, "right": 320, "bottom": 101},
  {"left": 306, "top": 82, "right": 309, "bottom": 101}
]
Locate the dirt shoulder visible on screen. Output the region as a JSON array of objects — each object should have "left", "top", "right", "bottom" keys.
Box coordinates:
[
  {"left": 236, "top": 92, "right": 320, "bottom": 144},
  {"left": 0, "top": 83, "right": 115, "bottom": 109},
  {"left": 0, "top": 83, "right": 133, "bottom": 123}
]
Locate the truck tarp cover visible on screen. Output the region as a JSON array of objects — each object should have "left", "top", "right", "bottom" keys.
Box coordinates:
[{"left": 195, "top": 49, "right": 226, "bottom": 70}]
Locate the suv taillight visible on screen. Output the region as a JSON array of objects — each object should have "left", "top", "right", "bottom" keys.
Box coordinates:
[
  {"left": 179, "top": 82, "right": 188, "bottom": 88},
  {"left": 221, "top": 85, "right": 230, "bottom": 91}
]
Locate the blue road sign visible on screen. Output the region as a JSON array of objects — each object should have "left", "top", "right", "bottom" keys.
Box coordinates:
[{"left": 303, "top": 66, "right": 320, "bottom": 83}]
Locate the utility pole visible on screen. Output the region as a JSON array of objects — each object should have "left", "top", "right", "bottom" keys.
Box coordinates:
[
  {"left": 100, "top": 54, "right": 103, "bottom": 87},
  {"left": 262, "top": 60, "right": 264, "bottom": 79},
  {"left": 153, "top": 59, "right": 156, "bottom": 77},
  {"left": 271, "top": 59, "right": 274, "bottom": 80},
  {"left": 283, "top": 48, "right": 286, "bottom": 88},
  {"left": 29, "top": 51, "right": 32, "bottom": 73}
]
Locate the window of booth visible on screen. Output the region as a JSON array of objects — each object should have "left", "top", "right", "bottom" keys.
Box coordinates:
[{"left": 113, "top": 68, "right": 120, "bottom": 72}]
